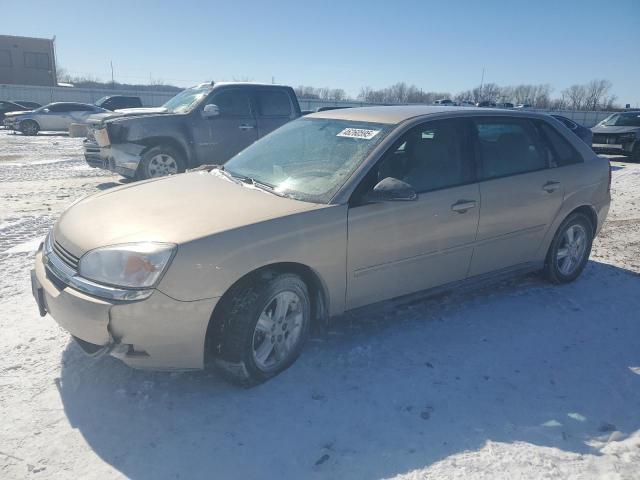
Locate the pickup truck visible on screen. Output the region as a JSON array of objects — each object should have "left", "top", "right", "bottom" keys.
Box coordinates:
[{"left": 84, "top": 82, "right": 301, "bottom": 179}]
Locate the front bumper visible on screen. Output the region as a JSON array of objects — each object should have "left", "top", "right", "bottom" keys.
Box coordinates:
[
  {"left": 3, "top": 118, "right": 19, "bottom": 130},
  {"left": 83, "top": 140, "right": 144, "bottom": 178},
  {"left": 32, "top": 246, "right": 219, "bottom": 370},
  {"left": 592, "top": 141, "right": 636, "bottom": 155}
]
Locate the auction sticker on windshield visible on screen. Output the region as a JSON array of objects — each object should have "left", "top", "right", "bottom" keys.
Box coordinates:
[{"left": 337, "top": 128, "right": 380, "bottom": 140}]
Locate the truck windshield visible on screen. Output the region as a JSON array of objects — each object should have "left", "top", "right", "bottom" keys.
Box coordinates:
[
  {"left": 601, "top": 113, "right": 640, "bottom": 127},
  {"left": 224, "top": 117, "right": 393, "bottom": 203},
  {"left": 162, "top": 87, "right": 211, "bottom": 114}
]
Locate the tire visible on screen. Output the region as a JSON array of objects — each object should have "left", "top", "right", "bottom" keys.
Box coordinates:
[
  {"left": 137, "top": 145, "right": 185, "bottom": 180},
  {"left": 544, "top": 212, "right": 593, "bottom": 284},
  {"left": 631, "top": 144, "right": 640, "bottom": 163},
  {"left": 214, "top": 273, "right": 311, "bottom": 386},
  {"left": 20, "top": 120, "right": 39, "bottom": 136}
]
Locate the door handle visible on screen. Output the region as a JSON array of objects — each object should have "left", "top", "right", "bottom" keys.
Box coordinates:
[
  {"left": 238, "top": 124, "right": 255, "bottom": 130},
  {"left": 451, "top": 200, "right": 477, "bottom": 213},
  {"left": 542, "top": 181, "right": 561, "bottom": 193}
]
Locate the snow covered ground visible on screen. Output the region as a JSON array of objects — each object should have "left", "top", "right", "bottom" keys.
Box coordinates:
[{"left": 0, "top": 129, "right": 639, "bottom": 479}]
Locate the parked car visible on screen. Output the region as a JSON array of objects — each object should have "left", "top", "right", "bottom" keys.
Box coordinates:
[
  {"left": 95, "top": 95, "right": 143, "bottom": 111},
  {"left": 32, "top": 106, "right": 610, "bottom": 385},
  {"left": 13, "top": 100, "right": 42, "bottom": 110},
  {"left": 591, "top": 111, "right": 640, "bottom": 161},
  {"left": 476, "top": 101, "right": 496, "bottom": 108},
  {"left": 497, "top": 102, "right": 514, "bottom": 109},
  {"left": 551, "top": 114, "right": 593, "bottom": 145},
  {"left": 0, "top": 100, "right": 29, "bottom": 123},
  {"left": 3, "top": 102, "right": 108, "bottom": 135},
  {"left": 435, "top": 99, "right": 455, "bottom": 106},
  {"left": 84, "top": 82, "right": 301, "bottom": 179},
  {"left": 515, "top": 104, "right": 532, "bottom": 109}
]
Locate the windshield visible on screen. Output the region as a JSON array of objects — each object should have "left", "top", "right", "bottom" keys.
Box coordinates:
[
  {"left": 162, "top": 86, "right": 211, "bottom": 114},
  {"left": 224, "top": 117, "right": 393, "bottom": 203},
  {"left": 95, "top": 96, "right": 109, "bottom": 106},
  {"left": 601, "top": 112, "right": 640, "bottom": 127}
]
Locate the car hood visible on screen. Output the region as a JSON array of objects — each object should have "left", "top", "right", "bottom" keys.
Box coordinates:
[
  {"left": 4, "top": 110, "right": 33, "bottom": 118},
  {"left": 53, "top": 171, "right": 322, "bottom": 257},
  {"left": 591, "top": 125, "right": 640, "bottom": 134},
  {"left": 87, "top": 107, "right": 168, "bottom": 126}
]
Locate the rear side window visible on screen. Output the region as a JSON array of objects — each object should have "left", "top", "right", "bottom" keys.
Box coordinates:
[
  {"left": 48, "top": 104, "right": 71, "bottom": 112},
  {"left": 255, "top": 90, "right": 291, "bottom": 117},
  {"left": 473, "top": 118, "right": 548, "bottom": 180},
  {"left": 537, "top": 121, "right": 583, "bottom": 166},
  {"left": 209, "top": 89, "right": 251, "bottom": 116}
]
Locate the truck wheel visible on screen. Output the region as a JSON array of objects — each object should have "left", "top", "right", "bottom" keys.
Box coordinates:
[
  {"left": 214, "top": 273, "right": 311, "bottom": 386},
  {"left": 632, "top": 144, "right": 640, "bottom": 163},
  {"left": 544, "top": 212, "right": 593, "bottom": 284},
  {"left": 20, "top": 120, "right": 40, "bottom": 136},
  {"left": 138, "top": 146, "right": 185, "bottom": 179}
]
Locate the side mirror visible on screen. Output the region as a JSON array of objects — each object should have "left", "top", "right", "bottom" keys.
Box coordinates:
[
  {"left": 365, "top": 177, "right": 417, "bottom": 202},
  {"left": 202, "top": 104, "right": 220, "bottom": 118}
]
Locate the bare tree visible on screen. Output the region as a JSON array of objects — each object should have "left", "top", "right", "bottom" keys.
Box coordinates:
[
  {"left": 584, "top": 79, "right": 613, "bottom": 111},
  {"left": 562, "top": 84, "right": 588, "bottom": 110}
]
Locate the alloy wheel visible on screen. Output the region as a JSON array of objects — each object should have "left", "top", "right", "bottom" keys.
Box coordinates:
[
  {"left": 251, "top": 291, "right": 305, "bottom": 372},
  {"left": 147, "top": 153, "right": 178, "bottom": 177},
  {"left": 556, "top": 224, "right": 588, "bottom": 276}
]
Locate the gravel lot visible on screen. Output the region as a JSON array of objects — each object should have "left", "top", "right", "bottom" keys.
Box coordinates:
[{"left": 1, "top": 129, "right": 639, "bottom": 479}]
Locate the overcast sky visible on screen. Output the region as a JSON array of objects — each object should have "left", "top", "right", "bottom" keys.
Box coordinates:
[{"left": 4, "top": 0, "right": 639, "bottom": 105}]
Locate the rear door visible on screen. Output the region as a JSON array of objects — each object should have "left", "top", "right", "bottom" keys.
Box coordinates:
[
  {"left": 346, "top": 118, "right": 480, "bottom": 309},
  {"left": 253, "top": 89, "right": 296, "bottom": 137},
  {"left": 193, "top": 87, "right": 257, "bottom": 164},
  {"left": 468, "top": 117, "right": 564, "bottom": 276}
]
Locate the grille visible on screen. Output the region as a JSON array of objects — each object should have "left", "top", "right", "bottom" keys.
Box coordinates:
[{"left": 52, "top": 240, "right": 80, "bottom": 270}]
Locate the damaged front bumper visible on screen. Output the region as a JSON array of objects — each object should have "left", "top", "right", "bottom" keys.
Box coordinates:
[
  {"left": 83, "top": 140, "right": 145, "bottom": 178},
  {"left": 31, "top": 243, "right": 219, "bottom": 370}
]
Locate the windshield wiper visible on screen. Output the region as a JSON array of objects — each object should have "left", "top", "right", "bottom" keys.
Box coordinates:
[{"left": 219, "top": 167, "right": 289, "bottom": 197}]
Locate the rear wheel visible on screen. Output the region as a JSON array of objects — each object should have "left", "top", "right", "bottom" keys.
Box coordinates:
[
  {"left": 138, "top": 145, "right": 185, "bottom": 180},
  {"left": 544, "top": 213, "right": 593, "bottom": 283},
  {"left": 631, "top": 144, "right": 640, "bottom": 163},
  {"left": 214, "top": 273, "right": 311, "bottom": 386},
  {"left": 20, "top": 120, "right": 39, "bottom": 136}
]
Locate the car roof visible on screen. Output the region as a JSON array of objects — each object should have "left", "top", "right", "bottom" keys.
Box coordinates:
[{"left": 307, "top": 105, "right": 552, "bottom": 125}]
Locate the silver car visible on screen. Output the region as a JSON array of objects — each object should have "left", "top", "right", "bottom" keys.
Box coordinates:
[
  {"left": 3, "top": 102, "right": 107, "bottom": 135},
  {"left": 31, "top": 106, "right": 611, "bottom": 385}
]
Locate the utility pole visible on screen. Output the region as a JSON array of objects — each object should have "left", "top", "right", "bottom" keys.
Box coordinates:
[
  {"left": 479, "top": 67, "right": 485, "bottom": 102},
  {"left": 110, "top": 61, "right": 115, "bottom": 88}
]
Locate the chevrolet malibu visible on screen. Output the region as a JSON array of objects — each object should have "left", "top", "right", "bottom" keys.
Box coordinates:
[{"left": 32, "top": 106, "right": 611, "bottom": 385}]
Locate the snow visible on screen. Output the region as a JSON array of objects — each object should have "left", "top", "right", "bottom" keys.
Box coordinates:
[{"left": 0, "top": 129, "right": 639, "bottom": 479}]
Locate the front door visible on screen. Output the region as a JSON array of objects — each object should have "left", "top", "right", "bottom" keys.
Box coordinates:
[
  {"left": 346, "top": 118, "right": 480, "bottom": 309},
  {"left": 193, "top": 88, "right": 257, "bottom": 165}
]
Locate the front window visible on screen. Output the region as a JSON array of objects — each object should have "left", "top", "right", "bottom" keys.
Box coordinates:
[
  {"left": 224, "top": 118, "right": 393, "bottom": 203},
  {"left": 162, "top": 86, "right": 211, "bottom": 114},
  {"left": 601, "top": 113, "right": 640, "bottom": 127}
]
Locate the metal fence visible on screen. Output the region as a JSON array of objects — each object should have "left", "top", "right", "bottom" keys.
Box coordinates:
[
  {"left": 0, "top": 83, "right": 176, "bottom": 107},
  {"left": 1, "top": 83, "right": 614, "bottom": 127}
]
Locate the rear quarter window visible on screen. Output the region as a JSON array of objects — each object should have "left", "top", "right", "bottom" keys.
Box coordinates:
[{"left": 537, "top": 121, "right": 583, "bottom": 166}]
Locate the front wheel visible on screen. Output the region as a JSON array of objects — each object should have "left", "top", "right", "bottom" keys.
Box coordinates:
[
  {"left": 214, "top": 273, "right": 311, "bottom": 386},
  {"left": 20, "top": 120, "right": 40, "bottom": 136},
  {"left": 138, "top": 145, "right": 185, "bottom": 180},
  {"left": 544, "top": 213, "right": 593, "bottom": 284}
]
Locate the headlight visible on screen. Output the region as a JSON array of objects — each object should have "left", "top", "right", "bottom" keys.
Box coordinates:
[
  {"left": 618, "top": 133, "right": 637, "bottom": 143},
  {"left": 78, "top": 242, "right": 176, "bottom": 289}
]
